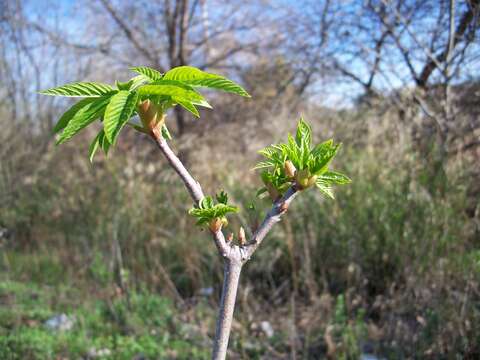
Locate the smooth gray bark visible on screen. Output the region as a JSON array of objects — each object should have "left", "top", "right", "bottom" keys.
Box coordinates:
[{"left": 212, "top": 259, "right": 242, "bottom": 360}]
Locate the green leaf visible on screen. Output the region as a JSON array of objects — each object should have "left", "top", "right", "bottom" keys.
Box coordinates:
[
  {"left": 150, "top": 79, "right": 212, "bottom": 109},
  {"left": 319, "top": 171, "right": 351, "bottom": 185},
  {"left": 57, "top": 96, "right": 111, "bottom": 144},
  {"left": 53, "top": 98, "right": 97, "bottom": 133},
  {"left": 103, "top": 90, "right": 139, "bottom": 144},
  {"left": 310, "top": 142, "right": 341, "bottom": 175},
  {"left": 295, "top": 117, "right": 312, "bottom": 147},
  {"left": 163, "top": 66, "right": 250, "bottom": 97},
  {"left": 88, "top": 130, "right": 104, "bottom": 163},
  {"left": 130, "top": 75, "right": 152, "bottom": 91},
  {"left": 116, "top": 80, "right": 134, "bottom": 91},
  {"left": 256, "top": 187, "right": 269, "bottom": 199},
  {"left": 151, "top": 79, "right": 197, "bottom": 91},
  {"left": 99, "top": 131, "right": 111, "bottom": 155},
  {"left": 173, "top": 97, "right": 200, "bottom": 117},
  {"left": 161, "top": 124, "right": 172, "bottom": 140},
  {"left": 40, "top": 82, "right": 115, "bottom": 97},
  {"left": 189, "top": 194, "right": 238, "bottom": 227},
  {"left": 138, "top": 84, "right": 204, "bottom": 103},
  {"left": 130, "top": 66, "right": 163, "bottom": 81},
  {"left": 253, "top": 160, "right": 276, "bottom": 170},
  {"left": 216, "top": 191, "right": 228, "bottom": 205},
  {"left": 315, "top": 179, "right": 335, "bottom": 199},
  {"left": 254, "top": 118, "right": 350, "bottom": 198}
]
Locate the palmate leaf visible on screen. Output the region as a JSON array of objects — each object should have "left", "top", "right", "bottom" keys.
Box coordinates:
[
  {"left": 130, "top": 66, "right": 163, "bottom": 81},
  {"left": 163, "top": 66, "right": 250, "bottom": 97},
  {"left": 40, "top": 82, "right": 115, "bottom": 97},
  {"left": 103, "top": 90, "right": 139, "bottom": 144},
  {"left": 41, "top": 65, "right": 251, "bottom": 162},
  {"left": 57, "top": 96, "right": 111, "bottom": 144}
]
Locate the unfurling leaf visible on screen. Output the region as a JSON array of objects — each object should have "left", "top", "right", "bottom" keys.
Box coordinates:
[
  {"left": 254, "top": 118, "right": 350, "bottom": 199},
  {"left": 315, "top": 178, "right": 335, "bottom": 199},
  {"left": 216, "top": 191, "right": 229, "bottom": 205},
  {"left": 319, "top": 171, "right": 351, "bottom": 185},
  {"left": 189, "top": 194, "right": 238, "bottom": 229}
]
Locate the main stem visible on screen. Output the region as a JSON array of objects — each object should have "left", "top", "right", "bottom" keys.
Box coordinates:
[{"left": 212, "top": 259, "right": 243, "bottom": 360}]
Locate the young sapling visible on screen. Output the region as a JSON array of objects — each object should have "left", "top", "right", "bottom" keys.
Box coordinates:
[{"left": 41, "top": 65, "right": 350, "bottom": 360}]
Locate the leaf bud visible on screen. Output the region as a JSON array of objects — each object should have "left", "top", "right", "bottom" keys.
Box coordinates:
[
  {"left": 209, "top": 218, "right": 223, "bottom": 232},
  {"left": 221, "top": 216, "right": 229, "bottom": 227},
  {"left": 137, "top": 100, "right": 165, "bottom": 135},
  {"left": 295, "top": 169, "right": 311, "bottom": 189},
  {"left": 284, "top": 160, "right": 296, "bottom": 178},
  {"left": 238, "top": 226, "right": 246, "bottom": 246},
  {"left": 296, "top": 169, "right": 317, "bottom": 190}
]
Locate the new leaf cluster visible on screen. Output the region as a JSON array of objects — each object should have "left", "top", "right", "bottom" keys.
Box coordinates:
[
  {"left": 40, "top": 66, "right": 249, "bottom": 161},
  {"left": 188, "top": 191, "right": 238, "bottom": 227},
  {"left": 255, "top": 118, "right": 351, "bottom": 199}
]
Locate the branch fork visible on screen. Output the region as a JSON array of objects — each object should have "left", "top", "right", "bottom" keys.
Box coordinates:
[{"left": 151, "top": 130, "right": 298, "bottom": 359}]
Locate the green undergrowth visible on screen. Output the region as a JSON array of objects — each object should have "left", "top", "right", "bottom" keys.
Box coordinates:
[{"left": 0, "top": 280, "right": 210, "bottom": 359}]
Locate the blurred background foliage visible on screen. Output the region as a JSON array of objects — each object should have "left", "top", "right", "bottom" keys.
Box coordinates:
[{"left": 1, "top": 0, "right": 479, "bottom": 358}]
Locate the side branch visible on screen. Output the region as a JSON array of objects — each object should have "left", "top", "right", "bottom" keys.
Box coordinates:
[
  {"left": 151, "top": 131, "right": 229, "bottom": 256},
  {"left": 151, "top": 130, "right": 300, "bottom": 262},
  {"left": 245, "top": 186, "right": 298, "bottom": 259}
]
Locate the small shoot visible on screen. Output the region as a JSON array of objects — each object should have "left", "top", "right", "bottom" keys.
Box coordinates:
[
  {"left": 254, "top": 118, "right": 351, "bottom": 199},
  {"left": 40, "top": 66, "right": 249, "bottom": 161},
  {"left": 189, "top": 191, "right": 238, "bottom": 232}
]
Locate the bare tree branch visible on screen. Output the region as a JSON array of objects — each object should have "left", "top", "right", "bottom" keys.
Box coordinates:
[
  {"left": 417, "top": 0, "right": 480, "bottom": 87},
  {"left": 98, "top": 0, "right": 159, "bottom": 68}
]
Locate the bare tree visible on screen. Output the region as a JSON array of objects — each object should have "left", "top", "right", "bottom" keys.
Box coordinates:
[{"left": 286, "top": 0, "right": 480, "bottom": 157}]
